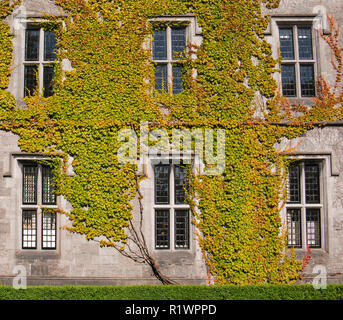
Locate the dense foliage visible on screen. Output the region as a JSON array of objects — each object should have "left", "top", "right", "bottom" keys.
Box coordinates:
[{"left": 0, "top": 0, "right": 342, "bottom": 284}]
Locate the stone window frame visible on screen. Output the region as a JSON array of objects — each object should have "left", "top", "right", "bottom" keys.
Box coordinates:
[
  {"left": 15, "top": 155, "right": 59, "bottom": 252},
  {"left": 146, "top": 15, "right": 202, "bottom": 95},
  {"left": 284, "top": 155, "right": 329, "bottom": 251},
  {"left": 267, "top": 16, "right": 323, "bottom": 105}
]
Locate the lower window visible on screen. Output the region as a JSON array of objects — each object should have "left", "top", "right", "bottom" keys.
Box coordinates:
[
  {"left": 154, "top": 164, "right": 190, "bottom": 250},
  {"left": 286, "top": 160, "right": 323, "bottom": 249},
  {"left": 20, "top": 161, "right": 57, "bottom": 250}
]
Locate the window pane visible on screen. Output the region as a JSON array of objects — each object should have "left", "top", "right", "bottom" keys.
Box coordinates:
[
  {"left": 298, "top": 28, "right": 313, "bottom": 60},
  {"left": 287, "top": 208, "right": 302, "bottom": 248},
  {"left": 44, "top": 31, "right": 57, "bottom": 61},
  {"left": 174, "top": 165, "right": 187, "bottom": 204},
  {"left": 42, "top": 211, "right": 57, "bottom": 249},
  {"left": 22, "top": 210, "right": 37, "bottom": 249},
  {"left": 175, "top": 210, "right": 189, "bottom": 249},
  {"left": 172, "top": 65, "right": 183, "bottom": 95},
  {"left": 300, "top": 64, "right": 315, "bottom": 97},
  {"left": 24, "top": 65, "right": 38, "bottom": 97},
  {"left": 171, "top": 27, "right": 186, "bottom": 60},
  {"left": 155, "top": 209, "right": 170, "bottom": 249},
  {"left": 288, "top": 164, "right": 301, "bottom": 203},
  {"left": 279, "top": 28, "right": 294, "bottom": 60},
  {"left": 281, "top": 64, "right": 296, "bottom": 97},
  {"left": 42, "top": 165, "right": 56, "bottom": 204},
  {"left": 154, "top": 165, "right": 170, "bottom": 204},
  {"left": 25, "top": 29, "right": 40, "bottom": 61},
  {"left": 305, "top": 163, "right": 320, "bottom": 204},
  {"left": 22, "top": 164, "right": 37, "bottom": 204},
  {"left": 155, "top": 64, "right": 168, "bottom": 93},
  {"left": 43, "top": 66, "right": 55, "bottom": 98},
  {"left": 306, "top": 208, "right": 321, "bottom": 248},
  {"left": 153, "top": 29, "right": 167, "bottom": 60}
]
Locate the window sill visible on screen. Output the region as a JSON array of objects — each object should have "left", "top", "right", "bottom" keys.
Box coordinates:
[{"left": 15, "top": 250, "right": 60, "bottom": 260}]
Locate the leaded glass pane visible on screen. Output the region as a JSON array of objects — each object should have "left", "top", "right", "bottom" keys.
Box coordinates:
[
  {"left": 153, "top": 29, "right": 167, "bottom": 60},
  {"left": 155, "top": 209, "right": 170, "bottom": 249},
  {"left": 306, "top": 208, "right": 321, "bottom": 248},
  {"left": 288, "top": 165, "right": 300, "bottom": 203},
  {"left": 171, "top": 27, "right": 186, "bottom": 60},
  {"left": 155, "top": 64, "right": 168, "bottom": 93},
  {"left": 174, "top": 165, "right": 187, "bottom": 204},
  {"left": 172, "top": 65, "right": 183, "bottom": 95},
  {"left": 298, "top": 28, "right": 313, "bottom": 60},
  {"left": 42, "top": 211, "right": 57, "bottom": 249},
  {"left": 24, "top": 65, "right": 38, "bottom": 97},
  {"left": 281, "top": 64, "right": 296, "bottom": 97},
  {"left": 279, "top": 28, "right": 294, "bottom": 60},
  {"left": 42, "top": 165, "right": 56, "bottom": 205},
  {"left": 300, "top": 64, "right": 315, "bottom": 97},
  {"left": 25, "top": 29, "right": 40, "bottom": 61},
  {"left": 22, "top": 165, "right": 37, "bottom": 204},
  {"left": 154, "top": 165, "right": 170, "bottom": 204},
  {"left": 175, "top": 210, "right": 189, "bottom": 249},
  {"left": 22, "top": 210, "right": 37, "bottom": 249},
  {"left": 44, "top": 31, "right": 57, "bottom": 61},
  {"left": 305, "top": 163, "right": 320, "bottom": 204},
  {"left": 43, "top": 66, "right": 55, "bottom": 98},
  {"left": 287, "top": 208, "right": 302, "bottom": 248}
]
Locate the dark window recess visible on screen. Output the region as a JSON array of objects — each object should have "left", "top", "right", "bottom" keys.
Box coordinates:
[
  {"left": 298, "top": 28, "right": 313, "bottom": 60},
  {"left": 288, "top": 165, "right": 301, "bottom": 203},
  {"left": 279, "top": 28, "right": 294, "bottom": 60},
  {"left": 174, "top": 165, "right": 187, "bottom": 204},
  {"left": 306, "top": 208, "right": 321, "bottom": 248},
  {"left": 25, "top": 29, "right": 40, "bottom": 61},
  {"left": 281, "top": 64, "right": 296, "bottom": 97},
  {"left": 43, "top": 66, "right": 55, "bottom": 98},
  {"left": 287, "top": 208, "right": 302, "bottom": 248},
  {"left": 153, "top": 29, "right": 167, "bottom": 60},
  {"left": 24, "top": 65, "right": 38, "bottom": 97},
  {"left": 22, "top": 209, "right": 37, "bottom": 249},
  {"left": 155, "top": 209, "right": 170, "bottom": 249},
  {"left": 300, "top": 64, "right": 315, "bottom": 97},
  {"left": 305, "top": 163, "right": 320, "bottom": 204},
  {"left": 42, "top": 165, "right": 56, "bottom": 205},
  {"left": 171, "top": 27, "right": 186, "bottom": 59},
  {"left": 175, "top": 210, "right": 189, "bottom": 249},
  {"left": 155, "top": 64, "right": 168, "bottom": 93},
  {"left": 22, "top": 165, "right": 38, "bottom": 204},
  {"left": 42, "top": 211, "right": 57, "bottom": 249},
  {"left": 44, "top": 31, "right": 57, "bottom": 61},
  {"left": 154, "top": 165, "right": 170, "bottom": 204}
]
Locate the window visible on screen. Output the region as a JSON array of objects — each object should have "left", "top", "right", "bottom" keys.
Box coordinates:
[
  {"left": 286, "top": 161, "right": 323, "bottom": 249},
  {"left": 152, "top": 26, "right": 186, "bottom": 94},
  {"left": 278, "top": 24, "right": 316, "bottom": 98},
  {"left": 154, "top": 164, "right": 190, "bottom": 249},
  {"left": 21, "top": 162, "right": 57, "bottom": 250},
  {"left": 24, "top": 27, "right": 57, "bottom": 97}
]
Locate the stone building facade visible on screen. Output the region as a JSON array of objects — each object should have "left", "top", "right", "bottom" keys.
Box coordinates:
[{"left": 0, "top": 0, "right": 342, "bottom": 285}]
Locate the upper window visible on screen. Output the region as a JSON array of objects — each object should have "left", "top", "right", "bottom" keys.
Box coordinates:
[
  {"left": 24, "top": 27, "right": 57, "bottom": 98},
  {"left": 21, "top": 162, "right": 57, "bottom": 250},
  {"left": 278, "top": 24, "right": 316, "bottom": 98},
  {"left": 152, "top": 25, "right": 187, "bottom": 95},
  {"left": 286, "top": 160, "right": 323, "bottom": 249}
]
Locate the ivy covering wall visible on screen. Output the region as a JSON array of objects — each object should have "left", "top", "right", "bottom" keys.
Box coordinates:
[{"left": 0, "top": 0, "right": 342, "bottom": 284}]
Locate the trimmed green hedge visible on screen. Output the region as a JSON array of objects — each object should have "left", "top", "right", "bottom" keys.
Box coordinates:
[{"left": 0, "top": 284, "right": 342, "bottom": 300}]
